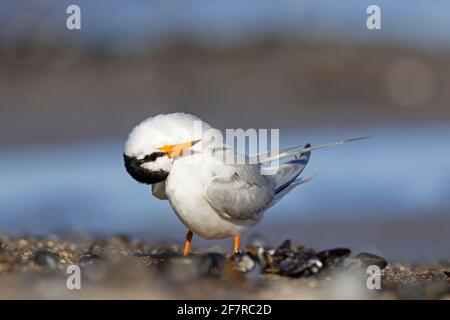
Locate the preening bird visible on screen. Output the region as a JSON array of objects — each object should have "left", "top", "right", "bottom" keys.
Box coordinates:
[{"left": 124, "top": 113, "right": 367, "bottom": 255}]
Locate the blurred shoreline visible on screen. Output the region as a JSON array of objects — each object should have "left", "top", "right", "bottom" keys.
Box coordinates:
[{"left": 1, "top": 42, "right": 450, "bottom": 146}]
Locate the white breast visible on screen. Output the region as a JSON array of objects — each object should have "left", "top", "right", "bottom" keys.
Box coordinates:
[{"left": 164, "top": 153, "right": 259, "bottom": 240}]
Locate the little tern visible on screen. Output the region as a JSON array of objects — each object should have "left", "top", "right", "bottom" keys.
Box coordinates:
[{"left": 124, "top": 113, "right": 367, "bottom": 255}]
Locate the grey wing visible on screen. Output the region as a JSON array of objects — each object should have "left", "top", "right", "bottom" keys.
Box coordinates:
[
  {"left": 204, "top": 165, "right": 275, "bottom": 220},
  {"left": 261, "top": 144, "right": 311, "bottom": 194}
]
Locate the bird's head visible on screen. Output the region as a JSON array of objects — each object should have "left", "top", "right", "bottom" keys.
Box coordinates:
[{"left": 123, "top": 113, "right": 220, "bottom": 184}]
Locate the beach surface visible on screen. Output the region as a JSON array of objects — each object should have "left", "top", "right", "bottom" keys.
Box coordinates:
[{"left": 1, "top": 235, "right": 448, "bottom": 299}]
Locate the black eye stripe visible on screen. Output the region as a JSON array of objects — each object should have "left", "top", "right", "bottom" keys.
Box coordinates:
[{"left": 143, "top": 152, "right": 167, "bottom": 162}]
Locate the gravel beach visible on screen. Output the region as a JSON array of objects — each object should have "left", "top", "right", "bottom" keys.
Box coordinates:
[{"left": 0, "top": 235, "right": 448, "bottom": 299}]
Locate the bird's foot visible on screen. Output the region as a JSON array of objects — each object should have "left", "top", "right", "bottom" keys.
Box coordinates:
[
  {"left": 233, "top": 234, "right": 241, "bottom": 254},
  {"left": 183, "top": 231, "right": 193, "bottom": 256}
]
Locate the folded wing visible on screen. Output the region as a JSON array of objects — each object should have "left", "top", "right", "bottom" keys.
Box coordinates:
[
  {"left": 261, "top": 144, "right": 311, "bottom": 194},
  {"left": 204, "top": 165, "right": 275, "bottom": 220}
]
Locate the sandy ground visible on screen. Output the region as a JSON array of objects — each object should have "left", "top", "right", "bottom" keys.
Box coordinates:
[{"left": 0, "top": 235, "right": 448, "bottom": 299}]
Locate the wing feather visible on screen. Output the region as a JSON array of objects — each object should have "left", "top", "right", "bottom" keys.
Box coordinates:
[
  {"left": 252, "top": 136, "right": 370, "bottom": 164},
  {"left": 204, "top": 165, "right": 275, "bottom": 220},
  {"left": 261, "top": 144, "right": 311, "bottom": 193}
]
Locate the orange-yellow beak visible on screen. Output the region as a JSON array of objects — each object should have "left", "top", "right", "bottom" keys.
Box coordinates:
[{"left": 157, "top": 139, "right": 200, "bottom": 159}]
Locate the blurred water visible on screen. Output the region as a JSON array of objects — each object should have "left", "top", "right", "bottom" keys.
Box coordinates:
[{"left": 0, "top": 124, "right": 449, "bottom": 236}]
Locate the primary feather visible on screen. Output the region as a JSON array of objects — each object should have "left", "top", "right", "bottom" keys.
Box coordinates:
[
  {"left": 261, "top": 143, "right": 311, "bottom": 194},
  {"left": 252, "top": 136, "right": 370, "bottom": 164}
]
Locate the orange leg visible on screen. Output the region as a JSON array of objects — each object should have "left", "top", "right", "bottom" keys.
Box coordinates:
[
  {"left": 183, "top": 231, "right": 193, "bottom": 256},
  {"left": 233, "top": 234, "right": 241, "bottom": 254}
]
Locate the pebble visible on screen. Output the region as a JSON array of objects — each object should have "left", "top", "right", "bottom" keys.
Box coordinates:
[
  {"left": 17, "top": 239, "right": 28, "bottom": 248},
  {"left": 416, "top": 267, "right": 433, "bottom": 276},
  {"left": 278, "top": 239, "right": 292, "bottom": 251},
  {"left": 245, "top": 246, "right": 266, "bottom": 266},
  {"left": 316, "top": 248, "right": 351, "bottom": 267},
  {"left": 31, "top": 250, "right": 60, "bottom": 272},
  {"left": 356, "top": 252, "right": 388, "bottom": 269},
  {"left": 78, "top": 253, "right": 103, "bottom": 266},
  {"left": 89, "top": 243, "right": 104, "bottom": 256},
  {"left": 279, "top": 256, "right": 323, "bottom": 277},
  {"left": 274, "top": 243, "right": 350, "bottom": 277},
  {"left": 244, "top": 246, "right": 259, "bottom": 257},
  {"left": 233, "top": 254, "right": 255, "bottom": 273},
  {"left": 46, "top": 240, "right": 55, "bottom": 248},
  {"left": 301, "top": 258, "right": 323, "bottom": 276}
]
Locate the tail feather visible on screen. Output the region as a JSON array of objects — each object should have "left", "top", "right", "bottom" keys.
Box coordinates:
[
  {"left": 276, "top": 144, "right": 310, "bottom": 194},
  {"left": 259, "top": 136, "right": 369, "bottom": 209},
  {"left": 267, "top": 173, "right": 319, "bottom": 209},
  {"left": 253, "top": 136, "right": 370, "bottom": 164}
]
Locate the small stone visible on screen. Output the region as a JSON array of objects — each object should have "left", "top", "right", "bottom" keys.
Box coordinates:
[
  {"left": 279, "top": 256, "right": 323, "bottom": 277},
  {"left": 302, "top": 258, "right": 323, "bottom": 276},
  {"left": 245, "top": 246, "right": 265, "bottom": 264},
  {"left": 416, "top": 267, "right": 433, "bottom": 276},
  {"left": 356, "top": 252, "right": 387, "bottom": 269},
  {"left": 278, "top": 257, "right": 298, "bottom": 275},
  {"left": 316, "top": 248, "right": 351, "bottom": 267},
  {"left": 17, "top": 239, "right": 28, "bottom": 248},
  {"left": 69, "top": 242, "right": 79, "bottom": 251},
  {"left": 233, "top": 254, "right": 255, "bottom": 273},
  {"left": 274, "top": 240, "right": 296, "bottom": 260},
  {"left": 244, "top": 246, "right": 259, "bottom": 257},
  {"left": 89, "top": 243, "right": 104, "bottom": 256},
  {"left": 256, "top": 247, "right": 266, "bottom": 262},
  {"left": 278, "top": 239, "right": 292, "bottom": 251},
  {"left": 78, "top": 253, "right": 103, "bottom": 266},
  {"left": 31, "top": 250, "right": 60, "bottom": 272}
]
